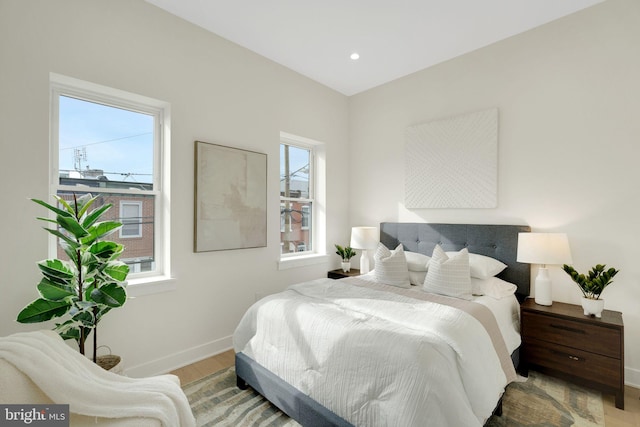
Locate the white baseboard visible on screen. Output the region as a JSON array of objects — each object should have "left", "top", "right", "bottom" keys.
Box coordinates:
[
  {"left": 124, "top": 335, "right": 233, "bottom": 378},
  {"left": 626, "top": 366, "right": 640, "bottom": 389}
]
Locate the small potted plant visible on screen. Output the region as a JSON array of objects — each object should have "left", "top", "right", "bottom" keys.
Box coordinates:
[
  {"left": 562, "top": 263, "right": 619, "bottom": 318},
  {"left": 335, "top": 244, "right": 356, "bottom": 272}
]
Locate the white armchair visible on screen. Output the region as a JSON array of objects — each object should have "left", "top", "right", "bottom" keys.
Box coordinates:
[{"left": 0, "top": 330, "right": 194, "bottom": 427}]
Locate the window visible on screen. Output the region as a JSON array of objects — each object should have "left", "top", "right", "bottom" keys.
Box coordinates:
[
  {"left": 50, "top": 73, "right": 170, "bottom": 283},
  {"left": 301, "top": 205, "right": 310, "bottom": 230},
  {"left": 278, "top": 132, "right": 326, "bottom": 268},
  {"left": 280, "top": 142, "right": 313, "bottom": 255},
  {"left": 120, "top": 201, "right": 143, "bottom": 238},
  {"left": 279, "top": 133, "right": 326, "bottom": 260}
]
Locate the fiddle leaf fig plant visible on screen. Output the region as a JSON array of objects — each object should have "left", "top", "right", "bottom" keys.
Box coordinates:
[
  {"left": 562, "top": 263, "right": 619, "bottom": 300},
  {"left": 335, "top": 244, "right": 356, "bottom": 262},
  {"left": 17, "top": 193, "right": 129, "bottom": 362}
]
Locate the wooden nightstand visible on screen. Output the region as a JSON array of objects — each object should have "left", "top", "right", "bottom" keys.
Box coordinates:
[
  {"left": 520, "top": 298, "right": 624, "bottom": 409},
  {"left": 327, "top": 268, "right": 360, "bottom": 279}
]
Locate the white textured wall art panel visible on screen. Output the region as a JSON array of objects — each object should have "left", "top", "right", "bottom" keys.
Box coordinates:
[{"left": 405, "top": 108, "right": 498, "bottom": 208}]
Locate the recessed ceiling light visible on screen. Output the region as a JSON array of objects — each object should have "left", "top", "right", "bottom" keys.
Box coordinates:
[{"left": 350, "top": 52, "right": 360, "bottom": 60}]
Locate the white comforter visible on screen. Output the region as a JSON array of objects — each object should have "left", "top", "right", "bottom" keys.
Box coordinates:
[{"left": 233, "top": 278, "right": 517, "bottom": 427}]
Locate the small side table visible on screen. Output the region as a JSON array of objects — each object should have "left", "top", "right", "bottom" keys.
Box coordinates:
[{"left": 327, "top": 268, "right": 360, "bottom": 279}]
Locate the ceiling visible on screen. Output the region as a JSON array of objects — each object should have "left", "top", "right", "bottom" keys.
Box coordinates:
[{"left": 145, "top": 0, "right": 604, "bottom": 96}]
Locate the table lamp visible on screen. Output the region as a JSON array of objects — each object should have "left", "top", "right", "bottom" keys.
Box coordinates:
[
  {"left": 350, "top": 226, "right": 378, "bottom": 274},
  {"left": 517, "top": 232, "right": 572, "bottom": 306}
]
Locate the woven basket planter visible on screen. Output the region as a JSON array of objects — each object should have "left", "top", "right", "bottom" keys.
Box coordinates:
[{"left": 96, "top": 346, "right": 123, "bottom": 374}]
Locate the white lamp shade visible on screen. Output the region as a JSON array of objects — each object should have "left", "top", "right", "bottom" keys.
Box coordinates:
[
  {"left": 350, "top": 227, "right": 378, "bottom": 250},
  {"left": 517, "top": 232, "right": 572, "bottom": 306},
  {"left": 517, "top": 233, "right": 572, "bottom": 266}
]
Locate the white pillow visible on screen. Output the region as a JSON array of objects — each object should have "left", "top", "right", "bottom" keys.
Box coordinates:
[
  {"left": 409, "top": 270, "right": 427, "bottom": 286},
  {"left": 423, "top": 245, "right": 472, "bottom": 300},
  {"left": 446, "top": 251, "right": 507, "bottom": 279},
  {"left": 471, "top": 277, "right": 517, "bottom": 299},
  {"left": 374, "top": 243, "right": 411, "bottom": 288},
  {"left": 470, "top": 277, "right": 484, "bottom": 296},
  {"left": 405, "top": 251, "right": 431, "bottom": 272}
]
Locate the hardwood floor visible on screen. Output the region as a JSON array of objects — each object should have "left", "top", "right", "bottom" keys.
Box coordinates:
[
  {"left": 605, "top": 385, "right": 640, "bottom": 427},
  {"left": 170, "top": 349, "right": 235, "bottom": 386},
  {"left": 172, "top": 350, "right": 640, "bottom": 426}
]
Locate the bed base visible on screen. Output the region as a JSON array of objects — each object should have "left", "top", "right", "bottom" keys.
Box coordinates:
[
  {"left": 235, "top": 352, "right": 353, "bottom": 427},
  {"left": 236, "top": 351, "right": 514, "bottom": 425}
]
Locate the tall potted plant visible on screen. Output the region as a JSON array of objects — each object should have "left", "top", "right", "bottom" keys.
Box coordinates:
[
  {"left": 17, "top": 193, "right": 129, "bottom": 364},
  {"left": 562, "top": 263, "right": 619, "bottom": 318}
]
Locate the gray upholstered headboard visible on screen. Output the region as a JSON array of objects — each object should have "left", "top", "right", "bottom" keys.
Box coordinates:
[{"left": 380, "top": 222, "right": 531, "bottom": 301}]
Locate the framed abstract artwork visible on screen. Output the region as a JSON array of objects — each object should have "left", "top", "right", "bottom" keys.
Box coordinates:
[
  {"left": 405, "top": 108, "right": 498, "bottom": 208},
  {"left": 194, "top": 141, "right": 267, "bottom": 252}
]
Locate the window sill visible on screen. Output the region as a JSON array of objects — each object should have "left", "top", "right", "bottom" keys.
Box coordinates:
[
  {"left": 126, "top": 276, "right": 177, "bottom": 297},
  {"left": 278, "top": 254, "right": 329, "bottom": 270}
]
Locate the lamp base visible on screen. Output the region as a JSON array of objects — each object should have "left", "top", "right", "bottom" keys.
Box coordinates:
[
  {"left": 360, "top": 250, "right": 370, "bottom": 274},
  {"left": 534, "top": 267, "right": 553, "bottom": 306}
]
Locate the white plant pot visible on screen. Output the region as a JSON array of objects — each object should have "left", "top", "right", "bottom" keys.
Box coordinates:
[
  {"left": 341, "top": 261, "right": 351, "bottom": 273},
  {"left": 581, "top": 297, "right": 605, "bottom": 318}
]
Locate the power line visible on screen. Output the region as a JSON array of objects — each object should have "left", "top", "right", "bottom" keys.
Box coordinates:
[
  {"left": 60, "top": 132, "right": 152, "bottom": 150},
  {"left": 280, "top": 163, "right": 309, "bottom": 182}
]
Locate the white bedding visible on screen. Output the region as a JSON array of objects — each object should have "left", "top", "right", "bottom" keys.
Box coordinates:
[
  {"left": 356, "top": 271, "right": 522, "bottom": 354},
  {"left": 233, "top": 277, "right": 518, "bottom": 427},
  {"left": 472, "top": 294, "right": 521, "bottom": 354}
]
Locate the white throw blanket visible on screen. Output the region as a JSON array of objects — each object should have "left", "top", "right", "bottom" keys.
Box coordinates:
[
  {"left": 0, "top": 330, "right": 195, "bottom": 427},
  {"left": 234, "top": 278, "right": 515, "bottom": 426}
]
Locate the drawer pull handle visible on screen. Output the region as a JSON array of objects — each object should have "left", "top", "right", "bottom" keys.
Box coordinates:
[
  {"left": 550, "top": 323, "right": 585, "bottom": 334},
  {"left": 550, "top": 349, "right": 583, "bottom": 362}
]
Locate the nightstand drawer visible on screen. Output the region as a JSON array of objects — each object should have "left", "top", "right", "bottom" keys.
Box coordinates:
[
  {"left": 525, "top": 338, "right": 621, "bottom": 389},
  {"left": 522, "top": 311, "right": 621, "bottom": 359}
]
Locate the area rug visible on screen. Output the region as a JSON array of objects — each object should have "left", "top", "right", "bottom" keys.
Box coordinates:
[
  {"left": 183, "top": 368, "right": 604, "bottom": 427},
  {"left": 485, "top": 371, "right": 604, "bottom": 427},
  {"left": 183, "top": 367, "right": 300, "bottom": 427}
]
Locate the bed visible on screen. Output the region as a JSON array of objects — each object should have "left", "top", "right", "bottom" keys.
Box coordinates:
[{"left": 234, "top": 223, "right": 531, "bottom": 426}]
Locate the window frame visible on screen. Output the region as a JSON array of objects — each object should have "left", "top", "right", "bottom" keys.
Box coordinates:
[
  {"left": 49, "top": 73, "right": 171, "bottom": 290},
  {"left": 280, "top": 140, "right": 314, "bottom": 257},
  {"left": 278, "top": 132, "right": 326, "bottom": 267}
]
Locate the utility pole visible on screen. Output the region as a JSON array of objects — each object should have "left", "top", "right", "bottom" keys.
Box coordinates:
[{"left": 284, "top": 145, "right": 292, "bottom": 253}]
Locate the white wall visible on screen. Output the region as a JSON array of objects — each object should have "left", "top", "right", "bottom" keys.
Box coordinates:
[
  {"left": 348, "top": 0, "right": 640, "bottom": 386},
  {"left": 2, "top": 0, "right": 639, "bottom": 386},
  {"left": 0, "top": 0, "right": 350, "bottom": 376}
]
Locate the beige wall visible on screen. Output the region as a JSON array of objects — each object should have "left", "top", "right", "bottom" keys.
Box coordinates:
[
  {"left": 2, "top": 0, "right": 639, "bottom": 385},
  {"left": 348, "top": 0, "right": 640, "bottom": 385},
  {"left": 0, "top": 0, "right": 350, "bottom": 375}
]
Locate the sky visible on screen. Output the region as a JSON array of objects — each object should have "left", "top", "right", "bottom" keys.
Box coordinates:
[
  {"left": 60, "top": 95, "right": 310, "bottom": 190},
  {"left": 58, "top": 96, "right": 154, "bottom": 184},
  {"left": 279, "top": 143, "right": 309, "bottom": 195}
]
